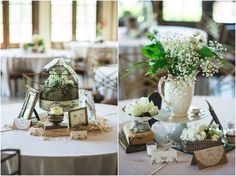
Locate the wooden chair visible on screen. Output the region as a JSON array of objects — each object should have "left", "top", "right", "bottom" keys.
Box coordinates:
[{"left": 9, "top": 71, "right": 34, "bottom": 97}]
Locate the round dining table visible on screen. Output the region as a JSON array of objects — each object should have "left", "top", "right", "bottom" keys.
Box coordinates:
[
  {"left": 119, "top": 96, "right": 235, "bottom": 175},
  {"left": 1, "top": 48, "right": 74, "bottom": 97},
  {"left": 1, "top": 103, "right": 117, "bottom": 175}
]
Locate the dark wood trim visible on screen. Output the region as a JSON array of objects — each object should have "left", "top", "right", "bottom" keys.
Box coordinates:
[
  {"left": 2, "top": 1, "right": 9, "bottom": 48},
  {"left": 72, "top": 0, "right": 76, "bottom": 41},
  {"left": 96, "top": 1, "right": 102, "bottom": 24},
  {"left": 32, "top": 1, "right": 39, "bottom": 34}
]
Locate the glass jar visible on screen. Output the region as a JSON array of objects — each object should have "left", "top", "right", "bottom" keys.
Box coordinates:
[{"left": 39, "top": 58, "right": 79, "bottom": 111}]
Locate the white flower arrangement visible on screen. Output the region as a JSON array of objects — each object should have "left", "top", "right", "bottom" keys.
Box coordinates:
[
  {"left": 23, "top": 34, "right": 45, "bottom": 53},
  {"left": 127, "top": 30, "right": 227, "bottom": 93},
  {"left": 180, "top": 124, "right": 222, "bottom": 142},
  {"left": 124, "top": 97, "right": 159, "bottom": 117},
  {"left": 44, "top": 70, "right": 74, "bottom": 87}
]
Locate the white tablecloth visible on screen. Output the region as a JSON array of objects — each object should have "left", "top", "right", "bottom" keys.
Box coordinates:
[
  {"left": 66, "top": 41, "right": 118, "bottom": 64},
  {"left": 1, "top": 103, "right": 117, "bottom": 175},
  {"left": 1, "top": 48, "right": 74, "bottom": 97},
  {"left": 119, "top": 96, "right": 235, "bottom": 175}
]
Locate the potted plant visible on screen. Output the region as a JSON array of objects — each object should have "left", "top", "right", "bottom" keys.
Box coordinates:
[{"left": 126, "top": 30, "right": 227, "bottom": 119}]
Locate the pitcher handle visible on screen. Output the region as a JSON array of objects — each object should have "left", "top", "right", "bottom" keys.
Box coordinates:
[{"left": 158, "top": 78, "right": 171, "bottom": 107}]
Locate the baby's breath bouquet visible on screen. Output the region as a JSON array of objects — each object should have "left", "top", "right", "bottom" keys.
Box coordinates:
[{"left": 127, "top": 30, "right": 227, "bottom": 88}]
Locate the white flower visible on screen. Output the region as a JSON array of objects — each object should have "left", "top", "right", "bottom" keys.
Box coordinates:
[
  {"left": 155, "top": 32, "right": 225, "bottom": 85},
  {"left": 196, "top": 131, "right": 206, "bottom": 141},
  {"left": 211, "top": 134, "right": 220, "bottom": 141},
  {"left": 50, "top": 107, "right": 63, "bottom": 115},
  {"left": 181, "top": 124, "right": 223, "bottom": 142},
  {"left": 124, "top": 97, "right": 159, "bottom": 117},
  {"left": 199, "top": 124, "right": 207, "bottom": 132}
]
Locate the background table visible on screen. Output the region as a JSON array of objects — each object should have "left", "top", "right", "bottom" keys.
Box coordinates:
[
  {"left": 1, "top": 48, "right": 74, "bottom": 97},
  {"left": 65, "top": 41, "right": 118, "bottom": 64},
  {"left": 118, "top": 96, "right": 235, "bottom": 175},
  {"left": 1, "top": 103, "right": 117, "bottom": 175}
]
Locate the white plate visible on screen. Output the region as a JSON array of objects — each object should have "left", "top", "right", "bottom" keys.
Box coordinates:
[{"left": 153, "top": 106, "right": 208, "bottom": 123}]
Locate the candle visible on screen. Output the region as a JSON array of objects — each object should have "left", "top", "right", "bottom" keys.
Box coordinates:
[{"left": 146, "top": 142, "right": 157, "bottom": 157}]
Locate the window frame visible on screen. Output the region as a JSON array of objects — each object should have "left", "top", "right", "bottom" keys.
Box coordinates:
[{"left": 1, "top": 1, "right": 38, "bottom": 49}]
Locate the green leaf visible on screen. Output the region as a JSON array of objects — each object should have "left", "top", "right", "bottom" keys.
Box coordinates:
[
  {"left": 126, "top": 62, "right": 149, "bottom": 73},
  {"left": 199, "top": 46, "right": 213, "bottom": 58},
  {"left": 120, "top": 62, "right": 149, "bottom": 79},
  {"left": 149, "top": 58, "right": 168, "bottom": 69},
  {"left": 141, "top": 42, "right": 165, "bottom": 59}
]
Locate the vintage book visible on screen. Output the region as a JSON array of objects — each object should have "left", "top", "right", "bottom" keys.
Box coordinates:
[
  {"left": 123, "top": 123, "right": 154, "bottom": 145},
  {"left": 119, "top": 131, "right": 146, "bottom": 153}
]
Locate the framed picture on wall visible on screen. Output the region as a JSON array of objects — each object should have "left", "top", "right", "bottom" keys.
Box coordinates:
[
  {"left": 18, "top": 87, "right": 39, "bottom": 120},
  {"left": 68, "top": 107, "right": 88, "bottom": 128}
]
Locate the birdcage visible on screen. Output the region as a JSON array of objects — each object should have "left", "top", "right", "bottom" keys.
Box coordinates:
[{"left": 39, "top": 58, "right": 79, "bottom": 111}]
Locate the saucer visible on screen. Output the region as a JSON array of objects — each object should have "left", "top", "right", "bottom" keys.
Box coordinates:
[{"left": 153, "top": 106, "right": 208, "bottom": 123}]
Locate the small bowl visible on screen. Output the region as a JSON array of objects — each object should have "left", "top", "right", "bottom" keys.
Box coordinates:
[{"left": 47, "top": 113, "right": 64, "bottom": 126}]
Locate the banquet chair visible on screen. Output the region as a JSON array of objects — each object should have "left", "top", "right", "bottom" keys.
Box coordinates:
[
  {"left": 93, "top": 66, "right": 117, "bottom": 104},
  {"left": 9, "top": 71, "right": 35, "bottom": 97},
  {"left": 197, "top": 15, "right": 222, "bottom": 40},
  {"left": 1, "top": 149, "right": 21, "bottom": 175},
  {"left": 86, "top": 48, "right": 113, "bottom": 77}
]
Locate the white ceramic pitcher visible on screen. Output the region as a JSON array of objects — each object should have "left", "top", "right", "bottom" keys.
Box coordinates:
[{"left": 158, "top": 78, "right": 194, "bottom": 119}]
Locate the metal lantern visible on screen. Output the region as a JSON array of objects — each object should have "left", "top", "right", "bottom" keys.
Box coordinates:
[{"left": 39, "top": 58, "right": 79, "bottom": 111}]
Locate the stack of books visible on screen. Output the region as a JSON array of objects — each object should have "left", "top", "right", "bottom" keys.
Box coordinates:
[{"left": 119, "top": 122, "right": 154, "bottom": 153}]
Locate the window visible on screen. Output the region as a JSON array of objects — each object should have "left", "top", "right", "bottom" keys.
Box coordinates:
[
  {"left": 51, "top": 0, "right": 72, "bottom": 42},
  {"left": 0, "top": 0, "right": 3, "bottom": 43},
  {"left": 9, "top": 0, "right": 32, "bottom": 43},
  {"left": 163, "top": 0, "right": 202, "bottom": 22},
  {"left": 119, "top": 0, "right": 153, "bottom": 26},
  {"left": 213, "top": 1, "right": 236, "bottom": 23},
  {"left": 76, "top": 0, "right": 96, "bottom": 41}
]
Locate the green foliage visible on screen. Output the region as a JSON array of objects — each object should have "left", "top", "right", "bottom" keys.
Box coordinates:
[
  {"left": 123, "top": 29, "right": 226, "bottom": 78},
  {"left": 199, "top": 46, "right": 213, "bottom": 58},
  {"left": 126, "top": 62, "right": 149, "bottom": 73},
  {"left": 141, "top": 42, "right": 165, "bottom": 59}
]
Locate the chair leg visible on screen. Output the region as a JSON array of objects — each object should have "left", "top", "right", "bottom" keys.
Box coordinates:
[{"left": 14, "top": 79, "right": 18, "bottom": 97}]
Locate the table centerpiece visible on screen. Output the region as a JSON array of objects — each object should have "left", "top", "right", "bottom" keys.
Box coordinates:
[
  {"left": 47, "top": 106, "right": 64, "bottom": 127},
  {"left": 39, "top": 58, "right": 79, "bottom": 112},
  {"left": 23, "top": 34, "right": 45, "bottom": 53},
  {"left": 126, "top": 30, "right": 227, "bottom": 120},
  {"left": 123, "top": 97, "right": 159, "bottom": 123},
  {"left": 180, "top": 124, "right": 223, "bottom": 153}
]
